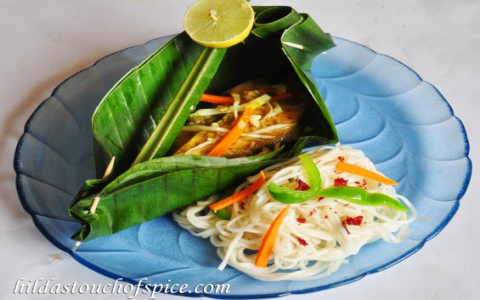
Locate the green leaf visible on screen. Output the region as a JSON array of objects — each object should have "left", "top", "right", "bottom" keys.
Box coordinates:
[
  {"left": 131, "top": 47, "right": 227, "bottom": 166},
  {"left": 101, "top": 147, "right": 283, "bottom": 195},
  {"left": 69, "top": 153, "right": 285, "bottom": 242},
  {"left": 283, "top": 51, "right": 338, "bottom": 142},
  {"left": 251, "top": 6, "right": 304, "bottom": 38},
  {"left": 280, "top": 12, "right": 336, "bottom": 69},
  {"left": 91, "top": 33, "right": 225, "bottom": 175},
  {"left": 67, "top": 177, "right": 110, "bottom": 224}
]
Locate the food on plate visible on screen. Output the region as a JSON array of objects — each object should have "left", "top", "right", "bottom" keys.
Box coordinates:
[
  {"left": 172, "top": 79, "right": 307, "bottom": 158},
  {"left": 173, "top": 144, "right": 416, "bottom": 281},
  {"left": 68, "top": 2, "right": 339, "bottom": 243}
]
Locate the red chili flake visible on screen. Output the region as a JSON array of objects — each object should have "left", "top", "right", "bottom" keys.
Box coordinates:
[
  {"left": 309, "top": 208, "right": 317, "bottom": 216},
  {"left": 341, "top": 216, "right": 363, "bottom": 235},
  {"left": 344, "top": 203, "right": 350, "bottom": 207},
  {"left": 318, "top": 196, "right": 324, "bottom": 202},
  {"left": 341, "top": 222, "right": 351, "bottom": 235},
  {"left": 296, "top": 236, "right": 308, "bottom": 246},
  {"left": 334, "top": 177, "right": 348, "bottom": 186},
  {"left": 297, "top": 217, "right": 306, "bottom": 224},
  {"left": 338, "top": 156, "right": 345, "bottom": 162},
  {"left": 362, "top": 179, "right": 368, "bottom": 189},
  {"left": 345, "top": 216, "right": 363, "bottom": 226},
  {"left": 324, "top": 215, "right": 329, "bottom": 219},
  {"left": 295, "top": 178, "right": 310, "bottom": 191},
  {"left": 301, "top": 203, "right": 308, "bottom": 206},
  {"left": 240, "top": 201, "right": 246, "bottom": 210}
]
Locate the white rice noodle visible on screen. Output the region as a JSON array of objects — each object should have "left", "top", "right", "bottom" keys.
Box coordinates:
[{"left": 172, "top": 144, "right": 417, "bottom": 281}]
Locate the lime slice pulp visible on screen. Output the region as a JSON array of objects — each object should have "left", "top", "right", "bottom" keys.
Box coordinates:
[{"left": 184, "top": 0, "right": 255, "bottom": 48}]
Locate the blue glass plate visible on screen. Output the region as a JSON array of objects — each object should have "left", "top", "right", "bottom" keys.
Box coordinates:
[{"left": 14, "top": 36, "right": 471, "bottom": 298}]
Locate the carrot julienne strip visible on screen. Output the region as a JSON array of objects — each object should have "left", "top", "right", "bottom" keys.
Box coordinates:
[
  {"left": 255, "top": 205, "right": 291, "bottom": 268},
  {"left": 200, "top": 94, "right": 239, "bottom": 104},
  {"left": 200, "top": 92, "right": 292, "bottom": 105},
  {"left": 336, "top": 161, "right": 398, "bottom": 186},
  {"left": 209, "top": 171, "right": 266, "bottom": 212},
  {"left": 270, "top": 92, "right": 292, "bottom": 102},
  {"left": 208, "top": 107, "right": 254, "bottom": 157}
]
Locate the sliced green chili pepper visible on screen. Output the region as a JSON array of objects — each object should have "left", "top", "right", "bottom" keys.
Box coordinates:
[
  {"left": 211, "top": 188, "right": 234, "bottom": 220},
  {"left": 317, "top": 186, "right": 409, "bottom": 212},
  {"left": 212, "top": 208, "right": 232, "bottom": 220},
  {"left": 267, "top": 153, "right": 321, "bottom": 203}
]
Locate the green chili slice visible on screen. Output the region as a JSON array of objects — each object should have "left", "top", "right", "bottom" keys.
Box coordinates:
[
  {"left": 212, "top": 208, "right": 232, "bottom": 220},
  {"left": 210, "top": 188, "right": 235, "bottom": 220},
  {"left": 267, "top": 154, "right": 321, "bottom": 203},
  {"left": 317, "top": 186, "right": 409, "bottom": 212}
]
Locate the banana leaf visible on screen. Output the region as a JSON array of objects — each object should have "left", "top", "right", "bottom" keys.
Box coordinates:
[
  {"left": 69, "top": 149, "right": 286, "bottom": 242},
  {"left": 69, "top": 5, "right": 338, "bottom": 242},
  {"left": 92, "top": 38, "right": 226, "bottom": 177}
]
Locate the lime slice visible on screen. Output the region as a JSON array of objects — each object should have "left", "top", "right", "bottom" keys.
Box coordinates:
[{"left": 184, "top": 0, "right": 255, "bottom": 48}]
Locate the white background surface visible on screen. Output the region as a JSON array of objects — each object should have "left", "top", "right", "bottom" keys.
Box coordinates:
[{"left": 1, "top": 0, "right": 478, "bottom": 299}]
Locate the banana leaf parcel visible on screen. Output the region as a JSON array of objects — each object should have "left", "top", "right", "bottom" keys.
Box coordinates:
[{"left": 68, "top": 6, "right": 338, "bottom": 242}]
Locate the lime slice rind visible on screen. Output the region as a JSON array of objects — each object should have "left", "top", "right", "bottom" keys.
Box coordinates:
[{"left": 184, "top": 0, "right": 255, "bottom": 48}]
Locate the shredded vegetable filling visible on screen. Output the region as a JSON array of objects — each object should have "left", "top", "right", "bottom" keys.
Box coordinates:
[
  {"left": 173, "top": 145, "right": 417, "bottom": 281},
  {"left": 171, "top": 79, "right": 305, "bottom": 158}
]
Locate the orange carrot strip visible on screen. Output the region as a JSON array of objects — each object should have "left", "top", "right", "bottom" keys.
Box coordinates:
[
  {"left": 208, "top": 107, "right": 254, "bottom": 157},
  {"left": 336, "top": 161, "right": 398, "bottom": 186},
  {"left": 209, "top": 171, "right": 266, "bottom": 212},
  {"left": 200, "top": 91, "right": 292, "bottom": 105},
  {"left": 270, "top": 92, "right": 293, "bottom": 103},
  {"left": 255, "top": 205, "right": 291, "bottom": 268},
  {"left": 200, "top": 94, "right": 238, "bottom": 104}
]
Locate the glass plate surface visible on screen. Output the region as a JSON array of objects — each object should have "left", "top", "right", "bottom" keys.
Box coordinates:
[{"left": 14, "top": 36, "right": 472, "bottom": 298}]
